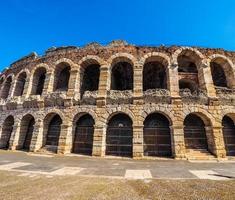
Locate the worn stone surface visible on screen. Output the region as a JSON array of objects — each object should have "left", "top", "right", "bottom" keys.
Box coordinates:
[{"left": 0, "top": 41, "right": 234, "bottom": 159}]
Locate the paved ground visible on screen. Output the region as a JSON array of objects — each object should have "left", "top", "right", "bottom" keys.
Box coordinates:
[
  {"left": 1, "top": 150, "right": 235, "bottom": 200},
  {"left": 0, "top": 150, "right": 235, "bottom": 180}
]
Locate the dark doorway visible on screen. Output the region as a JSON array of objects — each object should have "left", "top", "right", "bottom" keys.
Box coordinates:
[
  {"left": 81, "top": 64, "right": 100, "bottom": 96},
  {"left": 73, "top": 114, "right": 94, "bottom": 155},
  {"left": 144, "top": 113, "right": 172, "bottom": 157},
  {"left": 0, "top": 116, "right": 14, "bottom": 149},
  {"left": 45, "top": 114, "right": 62, "bottom": 147},
  {"left": 210, "top": 62, "right": 228, "bottom": 88},
  {"left": 1, "top": 76, "right": 12, "bottom": 99},
  {"left": 19, "top": 114, "right": 35, "bottom": 151},
  {"left": 111, "top": 62, "right": 133, "bottom": 90},
  {"left": 222, "top": 116, "right": 235, "bottom": 156},
  {"left": 55, "top": 64, "right": 70, "bottom": 91},
  {"left": 14, "top": 72, "right": 27, "bottom": 96},
  {"left": 143, "top": 62, "right": 167, "bottom": 91},
  {"left": 106, "top": 113, "right": 133, "bottom": 157},
  {"left": 184, "top": 114, "right": 208, "bottom": 150},
  {"left": 31, "top": 67, "right": 46, "bottom": 95}
]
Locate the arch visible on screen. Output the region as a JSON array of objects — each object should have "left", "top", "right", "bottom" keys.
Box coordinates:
[
  {"left": 222, "top": 115, "right": 235, "bottom": 156},
  {"left": 14, "top": 71, "right": 27, "bottom": 96},
  {"left": 0, "top": 115, "right": 14, "bottom": 149},
  {"left": 111, "top": 58, "right": 133, "bottom": 90},
  {"left": 78, "top": 55, "right": 106, "bottom": 66},
  {"left": 1, "top": 75, "right": 13, "bottom": 99},
  {"left": 106, "top": 113, "right": 133, "bottom": 157},
  {"left": 42, "top": 113, "right": 63, "bottom": 151},
  {"left": 183, "top": 113, "right": 209, "bottom": 150},
  {"left": 143, "top": 113, "right": 172, "bottom": 157},
  {"left": 55, "top": 58, "right": 77, "bottom": 70},
  {"left": 209, "top": 55, "right": 235, "bottom": 89},
  {"left": 80, "top": 59, "right": 100, "bottom": 97},
  {"left": 107, "top": 53, "right": 137, "bottom": 67},
  {"left": 143, "top": 56, "right": 168, "bottom": 91},
  {"left": 72, "top": 113, "right": 95, "bottom": 155},
  {"left": 18, "top": 114, "right": 35, "bottom": 150},
  {"left": 31, "top": 67, "right": 47, "bottom": 95},
  {"left": 172, "top": 47, "right": 205, "bottom": 67},
  {"left": 140, "top": 52, "right": 170, "bottom": 66},
  {"left": 54, "top": 62, "right": 71, "bottom": 91}
]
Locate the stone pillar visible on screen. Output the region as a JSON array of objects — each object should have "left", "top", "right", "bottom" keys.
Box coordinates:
[
  {"left": 0, "top": 125, "right": 3, "bottom": 148},
  {"left": 29, "top": 120, "right": 44, "bottom": 152},
  {"left": 133, "top": 65, "right": 143, "bottom": 104},
  {"left": 97, "top": 65, "right": 109, "bottom": 106},
  {"left": 67, "top": 69, "right": 79, "bottom": 98},
  {"left": 132, "top": 125, "right": 144, "bottom": 158},
  {"left": 168, "top": 64, "right": 180, "bottom": 97},
  {"left": 43, "top": 72, "right": 54, "bottom": 94},
  {"left": 57, "top": 123, "right": 72, "bottom": 154},
  {"left": 9, "top": 120, "right": 21, "bottom": 150},
  {"left": 24, "top": 75, "right": 33, "bottom": 98},
  {"left": 208, "top": 126, "right": 226, "bottom": 158},
  {"left": 92, "top": 125, "right": 106, "bottom": 157},
  {"left": 171, "top": 125, "right": 186, "bottom": 159},
  {"left": 198, "top": 64, "right": 216, "bottom": 97},
  {"left": 8, "top": 79, "right": 16, "bottom": 98}
]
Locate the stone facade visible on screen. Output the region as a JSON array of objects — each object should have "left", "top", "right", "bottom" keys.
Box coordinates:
[{"left": 0, "top": 40, "right": 235, "bottom": 159}]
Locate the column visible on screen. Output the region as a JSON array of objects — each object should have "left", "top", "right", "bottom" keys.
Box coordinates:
[
  {"left": 43, "top": 72, "right": 54, "bottom": 94},
  {"left": 198, "top": 64, "right": 217, "bottom": 97},
  {"left": 132, "top": 125, "right": 144, "bottom": 158},
  {"left": 92, "top": 125, "right": 106, "bottom": 157},
  {"left": 57, "top": 123, "right": 72, "bottom": 154},
  {"left": 9, "top": 120, "right": 21, "bottom": 150},
  {"left": 168, "top": 64, "right": 180, "bottom": 97},
  {"left": 171, "top": 125, "right": 186, "bottom": 159},
  {"left": 67, "top": 69, "right": 79, "bottom": 98},
  {"left": 29, "top": 120, "right": 44, "bottom": 152},
  {"left": 133, "top": 65, "right": 143, "bottom": 104},
  {"left": 97, "top": 65, "right": 109, "bottom": 106}
]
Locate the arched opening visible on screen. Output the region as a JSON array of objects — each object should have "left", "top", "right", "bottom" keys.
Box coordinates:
[
  {"left": 210, "top": 62, "right": 228, "bottom": 88},
  {"left": 80, "top": 64, "right": 100, "bottom": 97},
  {"left": 178, "top": 54, "right": 199, "bottom": 93},
  {"left": 43, "top": 114, "right": 62, "bottom": 151},
  {"left": 222, "top": 115, "right": 235, "bottom": 156},
  {"left": 14, "top": 72, "right": 27, "bottom": 96},
  {"left": 1, "top": 76, "right": 12, "bottom": 99},
  {"left": 72, "top": 114, "right": 95, "bottom": 155},
  {"left": 31, "top": 67, "right": 46, "bottom": 95},
  {"left": 143, "top": 61, "right": 167, "bottom": 91},
  {"left": 184, "top": 114, "right": 208, "bottom": 150},
  {"left": 0, "top": 116, "right": 14, "bottom": 149},
  {"left": 111, "top": 62, "right": 133, "bottom": 90},
  {"left": 144, "top": 113, "right": 172, "bottom": 157},
  {"left": 0, "top": 77, "right": 4, "bottom": 89},
  {"left": 54, "top": 63, "right": 71, "bottom": 91},
  {"left": 106, "top": 113, "right": 133, "bottom": 157},
  {"left": 179, "top": 79, "right": 198, "bottom": 94},
  {"left": 18, "top": 114, "right": 35, "bottom": 151}
]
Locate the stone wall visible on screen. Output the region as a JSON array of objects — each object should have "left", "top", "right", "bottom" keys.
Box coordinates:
[{"left": 0, "top": 40, "right": 235, "bottom": 159}]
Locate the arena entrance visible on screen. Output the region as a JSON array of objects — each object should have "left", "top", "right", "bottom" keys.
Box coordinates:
[
  {"left": 0, "top": 116, "right": 14, "bottom": 149},
  {"left": 19, "top": 114, "right": 35, "bottom": 150},
  {"left": 143, "top": 113, "right": 172, "bottom": 157},
  {"left": 106, "top": 113, "right": 133, "bottom": 157},
  {"left": 222, "top": 115, "right": 235, "bottom": 156},
  {"left": 73, "top": 114, "right": 94, "bottom": 155},
  {"left": 44, "top": 114, "right": 62, "bottom": 151},
  {"left": 184, "top": 114, "right": 208, "bottom": 150}
]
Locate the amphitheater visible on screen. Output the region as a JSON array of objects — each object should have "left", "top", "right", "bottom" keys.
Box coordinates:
[{"left": 0, "top": 40, "right": 235, "bottom": 160}]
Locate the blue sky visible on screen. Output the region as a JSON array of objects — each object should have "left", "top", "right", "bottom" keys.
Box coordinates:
[{"left": 0, "top": 0, "right": 235, "bottom": 70}]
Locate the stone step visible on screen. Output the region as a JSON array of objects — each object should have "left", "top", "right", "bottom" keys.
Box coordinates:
[
  {"left": 186, "top": 149, "right": 216, "bottom": 160},
  {"left": 38, "top": 145, "right": 57, "bottom": 154}
]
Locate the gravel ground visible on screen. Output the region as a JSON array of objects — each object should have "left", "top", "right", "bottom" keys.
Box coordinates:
[{"left": 0, "top": 171, "right": 235, "bottom": 200}]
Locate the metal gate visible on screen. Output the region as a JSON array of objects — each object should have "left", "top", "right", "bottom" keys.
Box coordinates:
[
  {"left": 1, "top": 126, "right": 13, "bottom": 149},
  {"left": 73, "top": 126, "right": 94, "bottom": 155},
  {"left": 144, "top": 127, "right": 171, "bottom": 157},
  {"left": 106, "top": 127, "right": 133, "bottom": 157},
  {"left": 223, "top": 127, "right": 235, "bottom": 156},
  {"left": 184, "top": 126, "right": 208, "bottom": 149},
  {"left": 46, "top": 115, "right": 62, "bottom": 146}
]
